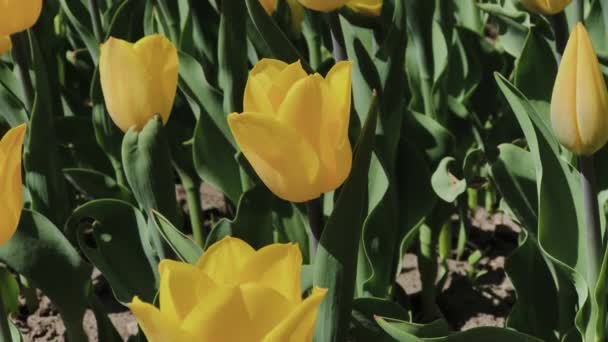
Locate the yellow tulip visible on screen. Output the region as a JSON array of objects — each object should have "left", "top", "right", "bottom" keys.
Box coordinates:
[
  {"left": 228, "top": 59, "right": 353, "bottom": 203},
  {"left": 0, "top": 0, "right": 42, "bottom": 36},
  {"left": 0, "top": 36, "right": 11, "bottom": 55},
  {"left": 551, "top": 23, "right": 608, "bottom": 156},
  {"left": 0, "top": 124, "right": 27, "bottom": 245},
  {"left": 520, "top": 0, "right": 572, "bottom": 15},
  {"left": 99, "top": 35, "right": 178, "bottom": 133},
  {"left": 297, "top": 0, "right": 382, "bottom": 17},
  {"left": 129, "top": 237, "right": 327, "bottom": 342},
  {"left": 260, "top": 0, "right": 305, "bottom": 33}
]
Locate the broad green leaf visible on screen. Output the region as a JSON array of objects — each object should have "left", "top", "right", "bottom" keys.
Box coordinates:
[
  {"left": 431, "top": 157, "right": 466, "bottom": 203},
  {"left": 63, "top": 168, "right": 135, "bottom": 204},
  {"left": 151, "top": 210, "right": 203, "bottom": 264},
  {"left": 0, "top": 268, "right": 19, "bottom": 314}
]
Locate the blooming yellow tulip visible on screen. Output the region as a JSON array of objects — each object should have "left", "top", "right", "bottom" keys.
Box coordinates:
[
  {"left": 297, "top": 0, "right": 382, "bottom": 17},
  {"left": 551, "top": 23, "right": 608, "bottom": 156},
  {"left": 520, "top": 0, "right": 572, "bottom": 15},
  {"left": 99, "top": 35, "right": 178, "bottom": 132},
  {"left": 0, "top": 0, "right": 42, "bottom": 36},
  {"left": 260, "top": 0, "right": 305, "bottom": 33},
  {"left": 0, "top": 36, "right": 11, "bottom": 55},
  {"left": 0, "top": 124, "right": 27, "bottom": 245},
  {"left": 129, "top": 237, "right": 327, "bottom": 342},
  {"left": 228, "top": 59, "right": 353, "bottom": 203}
]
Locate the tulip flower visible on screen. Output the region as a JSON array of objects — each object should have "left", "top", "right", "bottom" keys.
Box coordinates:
[
  {"left": 0, "top": 36, "right": 11, "bottom": 55},
  {"left": 551, "top": 23, "right": 608, "bottom": 156},
  {"left": 260, "top": 0, "right": 305, "bottom": 33},
  {"left": 0, "top": 0, "right": 42, "bottom": 36},
  {"left": 99, "top": 35, "right": 178, "bottom": 132},
  {"left": 520, "top": 0, "right": 572, "bottom": 15},
  {"left": 129, "top": 237, "right": 327, "bottom": 341},
  {"left": 0, "top": 124, "right": 27, "bottom": 245},
  {"left": 228, "top": 59, "right": 353, "bottom": 203},
  {"left": 297, "top": 0, "right": 382, "bottom": 17}
]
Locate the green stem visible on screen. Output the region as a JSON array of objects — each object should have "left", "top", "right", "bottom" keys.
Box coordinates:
[
  {"left": 579, "top": 156, "right": 603, "bottom": 288},
  {"left": 181, "top": 173, "right": 206, "bottom": 248},
  {"left": 303, "top": 11, "right": 322, "bottom": 70},
  {"left": 576, "top": 0, "right": 584, "bottom": 24},
  {"left": 10, "top": 32, "right": 34, "bottom": 113},
  {"left": 328, "top": 12, "right": 346, "bottom": 62},
  {"left": 87, "top": 0, "right": 104, "bottom": 42},
  {"left": 111, "top": 159, "right": 127, "bottom": 187},
  {"left": 419, "top": 222, "right": 439, "bottom": 321},
  {"left": 0, "top": 287, "right": 12, "bottom": 342},
  {"left": 306, "top": 198, "right": 323, "bottom": 250}
]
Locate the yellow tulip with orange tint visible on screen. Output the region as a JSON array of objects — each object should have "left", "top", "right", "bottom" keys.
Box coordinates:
[
  {"left": 129, "top": 237, "right": 327, "bottom": 342},
  {"left": 0, "top": 124, "right": 27, "bottom": 245},
  {"left": 99, "top": 35, "right": 178, "bottom": 132},
  {"left": 228, "top": 59, "right": 353, "bottom": 203},
  {"left": 551, "top": 23, "right": 608, "bottom": 156},
  {"left": 0, "top": 0, "right": 42, "bottom": 36},
  {"left": 0, "top": 36, "right": 11, "bottom": 55},
  {"left": 297, "top": 0, "right": 382, "bottom": 16},
  {"left": 520, "top": 0, "right": 572, "bottom": 15}
]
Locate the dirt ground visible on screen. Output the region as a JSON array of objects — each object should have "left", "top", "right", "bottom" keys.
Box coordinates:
[{"left": 12, "top": 186, "right": 521, "bottom": 341}]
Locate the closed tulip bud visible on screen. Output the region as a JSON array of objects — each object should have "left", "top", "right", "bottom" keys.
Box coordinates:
[
  {"left": 228, "top": 59, "right": 353, "bottom": 203},
  {"left": 0, "top": 124, "right": 27, "bottom": 245},
  {"left": 0, "top": 36, "right": 11, "bottom": 55},
  {"left": 551, "top": 24, "right": 608, "bottom": 156},
  {"left": 297, "top": 0, "right": 382, "bottom": 16},
  {"left": 520, "top": 0, "right": 572, "bottom": 15},
  {"left": 0, "top": 0, "right": 42, "bottom": 36},
  {"left": 129, "top": 237, "right": 327, "bottom": 341},
  {"left": 99, "top": 35, "right": 178, "bottom": 133}
]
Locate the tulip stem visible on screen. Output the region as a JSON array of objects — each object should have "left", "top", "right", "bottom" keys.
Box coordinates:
[
  {"left": 307, "top": 198, "right": 324, "bottom": 249},
  {"left": 10, "top": 32, "right": 35, "bottom": 113},
  {"left": 87, "top": 0, "right": 104, "bottom": 42},
  {"left": 576, "top": 0, "right": 584, "bottom": 24},
  {"left": 180, "top": 172, "right": 207, "bottom": 248},
  {"left": 579, "top": 155, "right": 603, "bottom": 288},
  {"left": 0, "top": 286, "right": 12, "bottom": 342},
  {"left": 328, "top": 12, "right": 347, "bottom": 62}
]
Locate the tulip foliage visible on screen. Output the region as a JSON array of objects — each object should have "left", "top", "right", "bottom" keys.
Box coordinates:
[{"left": 3, "top": 0, "right": 608, "bottom": 341}]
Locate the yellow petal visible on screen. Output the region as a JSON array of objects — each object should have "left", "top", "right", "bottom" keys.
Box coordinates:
[
  {"left": 196, "top": 236, "right": 255, "bottom": 285},
  {"left": 0, "top": 124, "right": 26, "bottom": 245},
  {"left": 574, "top": 24, "right": 608, "bottom": 155},
  {"left": 128, "top": 297, "right": 192, "bottom": 342},
  {"left": 0, "top": 0, "right": 42, "bottom": 36},
  {"left": 182, "top": 286, "right": 255, "bottom": 341},
  {"left": 238, "top": 243, "right": 303, "bottom": 303},
  {"left": 319, "top": 61, "right": 353, "bottom": 193},
  {"left": 158, "top": 260, "right": 216, "bottom": 321},
  {"left": 0, "top": 36, "right": 11, "bottom": 56},
  {"left": 241, "top": 284, "right": 295, "bottom": 338},
  {"left": 99, "top": 35, "right": 177, "bottom": 132},
  {"left": 260, "top": 0, "right": 277, "bottom": 14},
  {"left": 297, "top": 0, "right": 349, "bottom": 12},
  {"left": 228, "top": 112, "right": 322, "bottom": 202},
  {"left": 262, "top": 287, "right": 328, "bottom": 342},
  {"left": 551, "top": 24, "right": 582, "bottom": 154},
  {"left": 520, "top": 0, "right": 572, "bottom": 15},
  {"left": 346, "top": 0, "right": 383, "bottom": 17}
]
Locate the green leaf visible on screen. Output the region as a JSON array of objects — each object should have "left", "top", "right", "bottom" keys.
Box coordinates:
[
  {"left": 63, "top": 168, "right": 135, "bottom": 204},
  {"left": 0, "top": 268, "right": 19, "bottom": 314},
  {"left": 431, "top": 157, "right": 466, "bottom": 203},
  {"left": 351, "top": 297, "right": 409, "bottom": 342},
  {"left": 313, "top": 93, "right": 378, "bottom": 342},
  {"left": 59, "top": 0, "right": 100, "bottom": 62},
  {"left": 66, "top": 199, "right": 158, "bottom": 303},
  {"left": 151, "top": 210, "right": 203, "bottom": 264}
]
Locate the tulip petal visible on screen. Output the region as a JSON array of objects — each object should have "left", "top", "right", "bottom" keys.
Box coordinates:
[
  {"left": 551, "top": 24, "right": 582, "bottom": 154},
  {"left": 278, "top": 74, "right": 324, "bottom": 150},
  {"left": 0, "top": 124, "right": 26, "bottom": 245},
  {"left": 159, "top": 260, "right": 216, "bottom": 321},
  {"left": 100, "top": 38, "right": 150, "bottom": 132},
  {"left": 240, "top": 284, "right": 295, "bottom": 338},
  {"left": 228, "top": 112, "right": 322, "bottom": 202},
  {"left": 0, "top": 36, "right": 11, "bottom": 56},
  {"left": 297, "top": 0, "right": 349, "bottom": 12},
  {"left": 238, "top": 243, "right": 303, "bottom": 302},
  {"left": 319, "top": 61, "right": 353, "bottom": 192},
  {"left": 0, "top": 0, "right": 42, "bottom": 36},
  {"left": 346, "top": 0, "right": 383, "bottom": 17},
  {"left": 245, "top": 60, "right": 308, "bottom": 114},
  {"left": 260, "top": 0, "right": 276, "bottom": 14},
  {"left": 129, "top": 297, "right": 192, "bottom": 342},
  {"left": 133, "top": 35, "right": 179, "bottom": 126},
  {"left": 182, "top": 286, "right": 255, "bottom": 341},
  {"left": 262, "top": 287, "right": 328, "bottom": 342},
  {"left": 574, "top": 24, "right": 608, "bottom": 155},
  {"left": 196, "top": 236, "right": 255, "bottom": 285}
]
